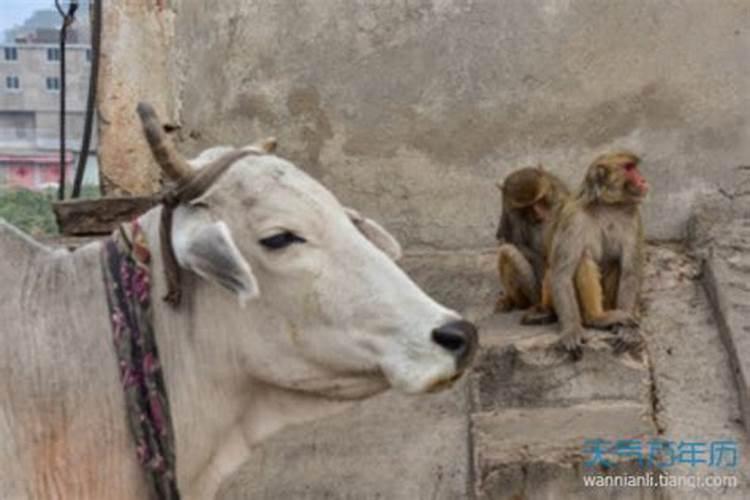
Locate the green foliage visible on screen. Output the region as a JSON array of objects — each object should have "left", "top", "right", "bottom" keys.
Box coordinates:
[
  {"left": 0, "top": 185, "right": 102, "bottom": 236},
  {"left": 0, "top": 188, "right": 58, "bottom": 237}
]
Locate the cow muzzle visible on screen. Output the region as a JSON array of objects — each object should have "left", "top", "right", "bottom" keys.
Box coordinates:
[{"left": 431, "top": 320, "right": 478, "bottom": 372}]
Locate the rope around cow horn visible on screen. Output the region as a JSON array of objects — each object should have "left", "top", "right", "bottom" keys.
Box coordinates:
[{"left": 136, "top": 102, "right": 270, "bottom": 306}]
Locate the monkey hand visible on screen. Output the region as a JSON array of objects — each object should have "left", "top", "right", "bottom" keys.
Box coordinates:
[
  {"left": 556, "top": 326, "right": 584, "bottom": 361},
  {"left": 610, "top": 325, "right": 644, "bottom": 355}
]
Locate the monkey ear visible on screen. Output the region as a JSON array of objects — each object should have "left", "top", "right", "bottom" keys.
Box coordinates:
[
  {"left": 586, "top": 164, "right": 609, "bottom": 199},
  {"left": 595, "top": 164, "right": 609, "bottom": 181},
  {"left": 537, "top": 163, "right": 545, "bottom": 172}
]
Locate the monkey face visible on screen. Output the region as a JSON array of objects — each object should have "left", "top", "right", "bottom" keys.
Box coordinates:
[
  {"left": 518, "top": 198, "right": 550, "bottom": 224},
  {"left": 586, "top": 153, "right": 648, "bottom": 205},
  {"left": 622, "top": 161, "right": 649, "bottom": 200}
]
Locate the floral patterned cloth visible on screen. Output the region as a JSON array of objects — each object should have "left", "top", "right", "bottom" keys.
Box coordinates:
[{"left": 101, "top": 220, "right": 180, "bottom": 500}]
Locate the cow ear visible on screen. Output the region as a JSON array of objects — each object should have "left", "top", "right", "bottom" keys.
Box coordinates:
[
  {"left": 346, "top": 208, "right": 403, "bottom": 261},
  {"left": 172, "top": 210, "right": 259, "bottom": 304}
]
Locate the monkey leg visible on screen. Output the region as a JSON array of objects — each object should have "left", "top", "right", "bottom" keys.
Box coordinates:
[
  {"left": 576, "top": 254, "right": 637, "bottom": 330},
  {"left": 521, "top": 270, "right": 558, "bottom": 325},
  {"left": 496, "top": 244, "right": 537, "bottom": 312}
]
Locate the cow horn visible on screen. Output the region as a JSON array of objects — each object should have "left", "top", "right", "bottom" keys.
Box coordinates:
[
  {"left": 241, "top": 137, "right": 277, "bottom": 154},
  {"left": 136, "top": 102, "right": 194, "bottom": 181}
]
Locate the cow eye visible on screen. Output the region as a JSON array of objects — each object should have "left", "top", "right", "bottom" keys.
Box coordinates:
[{"left": 259, "top": 231, "right": 306, "bottom": 250}]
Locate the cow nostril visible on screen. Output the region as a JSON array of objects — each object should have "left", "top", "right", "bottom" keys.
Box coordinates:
[
  {"left": 432, "top": 320, "right": 478, "bottom": 370},
  {"left": 432, "top": 328, "right": 466, "bottom": 353}
]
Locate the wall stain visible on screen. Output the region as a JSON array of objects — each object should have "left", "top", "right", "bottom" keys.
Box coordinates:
[
  {"left": 342, "top": 81, "right": 689, "bottom": 165},
  {"left": 286, "top": 86, "right": 334, "bottom": 171}
]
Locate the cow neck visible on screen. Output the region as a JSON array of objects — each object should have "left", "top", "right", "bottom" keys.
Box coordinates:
[{"left": 98, "top": 148, "right": 264, "bottom": 499}]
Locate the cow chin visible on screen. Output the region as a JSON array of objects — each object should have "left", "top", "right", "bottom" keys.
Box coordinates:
[
  {"left": 380, "top": 355, "right": 459, "bottom": 395},
  {"left": 286, "top": 373, "right": 391, "bottom": 401}
]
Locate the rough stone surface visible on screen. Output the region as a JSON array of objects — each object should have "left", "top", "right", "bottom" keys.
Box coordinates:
[
  {"left": 473, "top": 404, "right": 658, "bottom": 500},
  {"left": 685, "top": 168, "right": 750, "bottom": 441},
  {"left": 470, "top": 307, "right": 656, "bottom": 499},
  {"left": 641, "top": 245, "right": 750, "bottom": 498},
  {"left": 100, "top": 0, "right": 750, "bottom": 247},
  {"left": 702, "top": 227, "right": 750, "bottom": 434},
  {"left": 474, "top": 332, "right": 648, "bottom": 411}
]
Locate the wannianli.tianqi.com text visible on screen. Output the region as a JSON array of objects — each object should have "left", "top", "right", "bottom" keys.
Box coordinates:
[{"left": 582, "top": 473, "right": 739, "bottom": 489}]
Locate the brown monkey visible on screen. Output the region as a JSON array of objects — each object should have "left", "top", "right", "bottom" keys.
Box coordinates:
[
  {"left": 495, "top": 166, "right": 570, "bottom": 314},
  {"left": 546, "top": 152, "right": 648, "bottom": 359}
]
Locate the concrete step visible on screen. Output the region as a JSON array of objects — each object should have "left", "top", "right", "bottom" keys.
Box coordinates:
[{"left": 473, "top": 402, "right": 658, "bottom": 500}]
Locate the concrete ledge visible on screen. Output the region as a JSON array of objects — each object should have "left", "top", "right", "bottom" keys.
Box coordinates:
[
  {"left": 701, "top": 219, "right": 750, "bottom": 435},
  {"left": 474, "top": 335, "right": 649, "bottom": 411},
  {"left": 473, "top": 402, "right": 659, "bottom": 500}
]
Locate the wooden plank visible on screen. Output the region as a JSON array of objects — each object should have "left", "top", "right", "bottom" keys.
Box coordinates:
[{"left": 52, "top": 196, "right": 158, "bottom": 236}]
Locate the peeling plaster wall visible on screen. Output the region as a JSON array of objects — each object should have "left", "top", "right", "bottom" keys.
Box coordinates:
[{"left": 100, "top": 0, "right": 750, "bottom": 248}]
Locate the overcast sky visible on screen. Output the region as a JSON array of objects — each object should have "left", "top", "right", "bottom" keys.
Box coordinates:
[{"left": 0, "top": 1, "right": 78, "bottom": 37}]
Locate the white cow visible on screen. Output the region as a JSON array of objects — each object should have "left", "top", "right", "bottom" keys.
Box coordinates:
[{"left": 0, "top": 107, "right": 477, "bottom": 499}]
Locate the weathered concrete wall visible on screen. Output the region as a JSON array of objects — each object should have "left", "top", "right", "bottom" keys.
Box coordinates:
[
  {"left": 101, "top": 0, "right": 750, "bottom": 248},
  {"left": 98, "top": 1, "right": 177, "bottom": 195}
]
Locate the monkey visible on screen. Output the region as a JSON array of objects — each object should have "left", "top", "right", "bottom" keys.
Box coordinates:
[
  {"left": 494, "top": 166, "right": 570, "bottom": 316},
  {"left": 545, "top": 152, "right": 648, "bottom": 359}
]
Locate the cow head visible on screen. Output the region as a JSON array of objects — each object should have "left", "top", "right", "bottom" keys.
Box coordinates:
[{"left": 138, "top": 105, "right": 477, "bottom": 399}]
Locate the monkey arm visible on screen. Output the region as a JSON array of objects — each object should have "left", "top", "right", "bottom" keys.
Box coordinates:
[
  {"left": 550, "top": 241, "right": 585, "bottom": 359},
  {"left": 616, "top": 242, "right": 643, "bottom": 316},
  {"left": 549, "top": 234, "right": 584, "bottom": 332}
]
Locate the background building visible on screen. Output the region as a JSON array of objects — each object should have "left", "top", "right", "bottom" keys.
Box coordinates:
[{"left": 0, "top": 18, "right": 96, "bottom": 191}]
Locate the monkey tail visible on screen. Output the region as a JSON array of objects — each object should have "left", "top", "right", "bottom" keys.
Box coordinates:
[{"left": 136, "top": 102, "right": 193, "bottom": 180}]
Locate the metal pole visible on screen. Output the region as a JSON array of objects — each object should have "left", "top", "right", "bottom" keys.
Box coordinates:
[
  {"left": 72, "top": 0, "right": 100, "bottom": 198},
  {"left": 55, "top": 1, "right": 78, "bottom": 201}
]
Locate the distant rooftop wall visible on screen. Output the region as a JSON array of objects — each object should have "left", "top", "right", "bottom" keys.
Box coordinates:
[{"left": 100, "top": 0, "right": 750, "bottom": 246}]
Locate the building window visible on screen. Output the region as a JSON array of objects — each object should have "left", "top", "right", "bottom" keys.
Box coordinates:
[
  {"left": 4, "top": 47, "right": 18, "bottom": 61},
  {"left": 47, "top": 48, "right": 60, "bottom": 61},
  {"left": 46, "top": 77, "right": 60, "bottom": 92},
  {"left": 85, "top": 49, "right": 91, "bottom": 63},
  {"left": 5, "top": 76, "right": 20, "bottom": 90}
]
